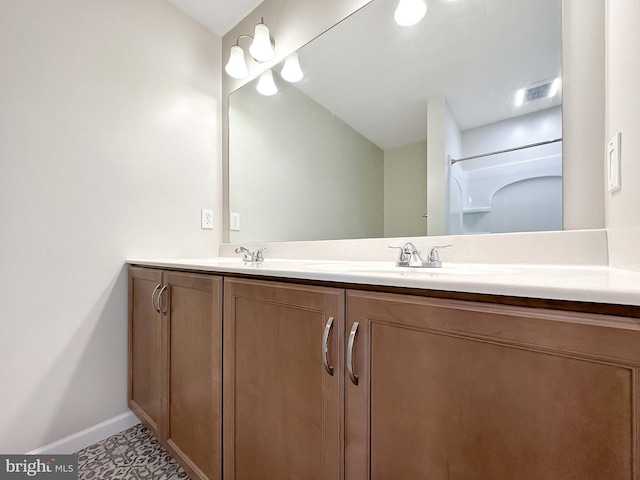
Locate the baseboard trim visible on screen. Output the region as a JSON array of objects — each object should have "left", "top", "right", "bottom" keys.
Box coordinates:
[{"left": 27, "top": 411, "right": 140, "bottom": 455}]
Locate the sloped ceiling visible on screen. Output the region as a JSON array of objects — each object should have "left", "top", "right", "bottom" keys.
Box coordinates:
[{"left": 166, "top": 0, "right": 263, "bottom": 36}]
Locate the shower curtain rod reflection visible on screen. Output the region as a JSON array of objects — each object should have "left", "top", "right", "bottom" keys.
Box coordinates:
[{"left": 450, "top": 138, "right": 563, "bottom": 165}]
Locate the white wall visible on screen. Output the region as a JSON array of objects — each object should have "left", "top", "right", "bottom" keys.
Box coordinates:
[
  {"left": 562, "top": 0, "right": 606, "bottom": 231},
  {"left": 0, "top": 0, "right": 222, "bottom": 453},
  {"left": 605, "top": 0, "right": 640, "bottom": 272},
  {"left": 229, "top": 78, "right": 383, "bottom": 242},
  {"left": 461, "top": 106, "right": 562, "bottom": 158},
  {"left": 384, "top": 141, "right": 427, "bottom": 237},
  {"left": 426, "top": 98, "right": 463, "bottom": 236},
  {"left": 445, "top": 104, "right": 463, "bottom": 235}
]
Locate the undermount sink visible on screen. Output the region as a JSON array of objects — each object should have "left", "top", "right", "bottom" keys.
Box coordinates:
[{"left": 306, "top": 262, "right": 519, "bottom": 276}]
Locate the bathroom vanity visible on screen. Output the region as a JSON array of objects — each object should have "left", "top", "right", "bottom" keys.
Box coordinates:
[{"left": 128, "top": 257, "right": 640, "bottom": 480}]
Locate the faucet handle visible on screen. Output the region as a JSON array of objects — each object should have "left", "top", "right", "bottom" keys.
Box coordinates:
[
  {"left": 423, "top": 245, "right": 452, "bottom": 268},
  {"left": 255, "top": 247, "right": 267, "bottom": 262},
  {"left": 388, "top": 245, "right": 410, "bottom": 266}
]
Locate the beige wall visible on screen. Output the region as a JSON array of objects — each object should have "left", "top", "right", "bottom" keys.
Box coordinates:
[
  {"left": 229, "top": 78, "right": 384, "bottom": 242},
  {"left": 384, "top": 141, "right": 428, "bottom": 237},
  {"left": 0, "top": 0, "right": 221, "bottom": 452},
  {"left": 605, "top": 0, "right": 640, "bottom": 272}
]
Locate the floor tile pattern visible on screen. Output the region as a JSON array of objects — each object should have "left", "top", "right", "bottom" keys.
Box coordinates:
[{"left": 76, "top": 424, "right": 190, "bottom": 480}]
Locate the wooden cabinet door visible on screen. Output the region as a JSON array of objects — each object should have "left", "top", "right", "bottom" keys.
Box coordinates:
[
  {"left": 346, "top": 290, "right": 640, "bottom": 480},
  {"left": 128, "top": 267, "right": 165, "bottom": 438},
  {"left": 223, "top": 278, "right": 344, "bottom": 480},
  {"left": 163, "top": 271, "right": 222, "bottom": 480}
]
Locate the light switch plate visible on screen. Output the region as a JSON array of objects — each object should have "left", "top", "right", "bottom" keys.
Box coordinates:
[
  {"left": 230, "top": 212, "right": 240, "bottom": 231},
  {"left": 201, "top": 209, "right": 213, "bottom": 229},
  {"left": 607, "top": 131, "right": 621, "bottom": 192}
]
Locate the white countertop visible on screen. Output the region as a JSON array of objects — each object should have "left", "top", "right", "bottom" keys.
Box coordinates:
[{"left": 127, "top": 257, "right": 640, "bottom": 307}]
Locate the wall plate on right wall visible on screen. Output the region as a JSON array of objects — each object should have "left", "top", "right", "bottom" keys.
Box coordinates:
[{"left": 607, "top": 131, "right": 622, "bottom": 192}]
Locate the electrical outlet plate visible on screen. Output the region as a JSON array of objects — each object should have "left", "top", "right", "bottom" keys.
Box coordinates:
[
  {"left": 230, "top": 212, "right": 240, "bottom": 231},
  {"left": 607, "top": 131, "right": 621, "bottom": 193},
  {"left": 201, "top": 209, "right": 214, "bottom": 229}
]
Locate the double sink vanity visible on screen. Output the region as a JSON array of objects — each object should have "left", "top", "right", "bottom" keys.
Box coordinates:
[
  {"left": 125, "top": 0, "right": 632, "bottom": 475},
  {"left": 128, "top": 233, "right": 640, "bottom": 480}
]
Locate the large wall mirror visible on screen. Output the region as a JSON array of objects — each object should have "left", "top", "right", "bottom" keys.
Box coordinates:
[{"left": 229, "top": 0, "right": 563, "bottom": 242}]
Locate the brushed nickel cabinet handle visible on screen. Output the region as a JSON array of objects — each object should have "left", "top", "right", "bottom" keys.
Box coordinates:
[
  {"left": 158, "top": 285, "right": 168, "bottom": 315},
  {"left": 322, "top": 317, "right": 334, "bottom": 375},
  {"left": 348, "top": 322, "right": 359, "bottom": 385},
  {"left": 151, "top": 284, "right": 161, "bottom": 313}
]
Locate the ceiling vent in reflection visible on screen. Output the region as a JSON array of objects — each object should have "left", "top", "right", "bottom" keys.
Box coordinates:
[{"left": 515, "top": 78, "right": 561, "bottom": 107}]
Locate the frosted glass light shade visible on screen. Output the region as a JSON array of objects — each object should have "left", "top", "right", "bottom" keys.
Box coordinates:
[
  {"left": 394, "top": 0, "right": 427, "bottom": 26},
  {"left": 281, "top": 53, "right": 304, "bottom": 83},
  {"left": 256, "top": 69, "right": 278, "bottom": 96},
  {"left": 225, "top": 45, "right": 249, "bottom": 79},
  {"left": 249, "top": 23, "right": 275, "bottom": 62}
]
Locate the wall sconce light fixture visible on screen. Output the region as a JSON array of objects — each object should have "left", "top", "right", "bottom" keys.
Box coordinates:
[
  {"left": 225, "top": 44, "right": 249, "bottom": 79},
  {"left": 249, "top": 20, "right": 275, "bottom": 62},
  {"left": 394, "top": 0, "right": 427, "bottom": 26},
  {"left": 224, "top": 18, "right": 276, "bottom": 80}
]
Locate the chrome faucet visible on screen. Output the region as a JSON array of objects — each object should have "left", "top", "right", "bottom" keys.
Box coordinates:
[
  {"left": 388, "top": 243, "right": 452, "bottom": 268},
  {"left": 388, "top": 242, "right": 424, "bottom": 267},
  {"left": 423, "top": 245, "right": 452, "bottom": 268},
  {"left": 234, "top": 246, "right": 266, "bottom": 263}
]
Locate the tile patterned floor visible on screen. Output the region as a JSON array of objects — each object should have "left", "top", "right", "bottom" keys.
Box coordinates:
[{"left": 76, "top": 424, "right": 190, "bottom": 480}]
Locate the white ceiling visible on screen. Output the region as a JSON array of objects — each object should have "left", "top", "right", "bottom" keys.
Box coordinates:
[{"left": 166, "top": 0, "right": 263, "bottom": 36}]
